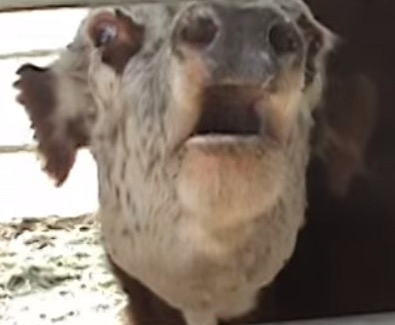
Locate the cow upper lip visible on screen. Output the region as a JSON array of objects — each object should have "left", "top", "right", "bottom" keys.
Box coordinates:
[{"left": 191, "top": 85, "right": 263, "bottom": 139}]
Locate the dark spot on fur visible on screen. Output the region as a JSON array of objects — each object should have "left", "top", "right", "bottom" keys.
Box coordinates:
[
  {"left": 121, "top": 227, "right": 129, "bottom": 237},
  {"left": 145, "top": 155, "right": 158, "bottom": 178},
  {"left": 126, "top": 191, "right": 132, "bottom": 205},
  {"left": 121, "top": 161, "right": 127, "bottom": 180},
  {"left": 120, "top": 126, "right": 131, "bottom": 158},
  {"left": 106, "top": 164, "right": 113, "bottom": 187},
  {"left": 135, "top": 223, "right": 141, "bottom": 233},
  {"left": 127, "top": 193, "right": 136, "bottom": 215},
  {"left": 115, "top": 185, "right": 121, "bottom": 199}
]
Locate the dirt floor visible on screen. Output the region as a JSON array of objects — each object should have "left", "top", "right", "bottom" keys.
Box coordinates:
[{"left": 0, "top": 214, "right": 128, "bottom": 325}]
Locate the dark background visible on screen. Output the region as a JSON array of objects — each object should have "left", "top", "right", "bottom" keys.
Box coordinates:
[{"left": 268, "top": 0, "right": 395, "bottom": 321}]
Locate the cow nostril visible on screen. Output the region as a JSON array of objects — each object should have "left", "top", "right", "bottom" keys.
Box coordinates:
[
  {"left": 268, "top": 22, "right": 299, "bottom": 55},
  {"left": 179, "top": 16, "right": 218, "bottom": 48}
]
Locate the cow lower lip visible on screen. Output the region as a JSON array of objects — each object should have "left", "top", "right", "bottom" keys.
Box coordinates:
[
  {"left": 187, "top": 134, "right": 257, "bottom": 143},
  {"left": 184, "top": 134, "right": 262, "bottom": 151}
]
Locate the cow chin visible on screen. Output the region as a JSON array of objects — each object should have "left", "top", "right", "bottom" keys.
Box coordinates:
[{"left": 176, "top": 138, "right": 286, "bottom": 231}]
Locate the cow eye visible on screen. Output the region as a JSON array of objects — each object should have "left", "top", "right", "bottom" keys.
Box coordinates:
[{"left": 96, "top": 23, "right": 118, "bottom": 47}]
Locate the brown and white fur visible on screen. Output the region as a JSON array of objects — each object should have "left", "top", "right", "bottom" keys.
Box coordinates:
[{"left": 14, "top": 1, "right": 335, "bottom": 325}]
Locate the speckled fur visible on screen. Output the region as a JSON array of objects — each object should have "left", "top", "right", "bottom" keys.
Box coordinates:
[{"left": 15, "top": 2, "right": 335, "bottom": 325}]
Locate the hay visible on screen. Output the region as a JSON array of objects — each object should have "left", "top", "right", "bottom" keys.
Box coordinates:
[{"left": 0, "top": 214, "right": 128, "bottom": 325}]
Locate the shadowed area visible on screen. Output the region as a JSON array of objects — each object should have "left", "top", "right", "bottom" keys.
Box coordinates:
[{"left": 270, "top": 0, "right": 395, "bottom": 322}]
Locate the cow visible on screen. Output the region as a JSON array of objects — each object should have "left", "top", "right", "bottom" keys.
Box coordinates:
[{"left": 14, "top": 1, "right": 336, "bottom": 324}]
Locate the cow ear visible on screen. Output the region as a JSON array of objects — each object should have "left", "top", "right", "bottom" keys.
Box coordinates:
[
  {"left": 87, "top": 9, "right": 145, "bottom": 74},
  {"left": 312, "top": 73, "right": 378, "bottom": 198},
  {"left": 14, "top": 63, "right": 91, "bottom": 186}
]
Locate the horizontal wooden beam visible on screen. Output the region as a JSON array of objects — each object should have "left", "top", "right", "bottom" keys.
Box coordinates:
[
  {"left": 0, "top": 0, "right": 184, "bottom": 12},
  {"left": 0, "top": 49, "right": 61, "bottom": 60},
  {"left": 0, "top": 144, "right": 36, "bottom": 154}
]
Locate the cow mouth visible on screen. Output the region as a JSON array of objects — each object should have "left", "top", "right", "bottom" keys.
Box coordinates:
[{"left": 187, "top": 85, "right": 263, "bottom": 145}]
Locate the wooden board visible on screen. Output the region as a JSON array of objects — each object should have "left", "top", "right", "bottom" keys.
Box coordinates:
[{"left": 0, "top": 0, "right": 192, "bottom": 12}]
